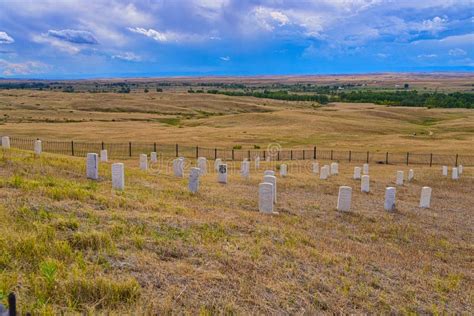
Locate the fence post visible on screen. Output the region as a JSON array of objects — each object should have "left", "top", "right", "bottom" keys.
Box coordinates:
[
  {"left": 101, "top": 141, "right": 104, "bottom": 150},
  {"left": 430, "top": 153, "right": 433, "bottom": 167},
  {"left": 290, "top": 150, "right": 293, "bottom": 160},
  {"left": 232, "top": 149, "right": 234, "bottom": 160},
  {"left": 314, "top": 146, "right": 317, "bottom": 159},
  {"left": 330, "top": 150, "right": 333, "bottom": 160},
  {"left": 277, "top": 150, "right": 280, "bottom": 161},
  {"left": 386, "top": 152, "right": 389, "bottom": 165},
  {"left": 248, "top": 150, "right": 250, "bottom": 160},
  {"left": 129, "top": 142, "right": 132, "bottom": 157},
  {"left": 349, "top": 150, "right": 351, "bottom": 162},
  {"left": 71, "top": 141, "right": 74, "bottom": 156},
  {"left": 263, "top": 150, "right": 266, "bottom": 160},
  {"left": 195, "top": 146, "right": 199, "bottom": 158},
  {"left": 154, "top": 142, "right": 157, "bottom": 152},
  {"left": 406, "top": 152, "right": 409, "bottom": 165},
  {"left": 214, "top": 148, "right": 217, "bottom": 160},
  {"left": 455, "top": 154, "right": 458, "bottom": 166},
  {"left": 303, "top": 150, "right": 305, "bottom": 160},
  {"left": 366, "top": 151, "right": 369, "bottom": 163}
]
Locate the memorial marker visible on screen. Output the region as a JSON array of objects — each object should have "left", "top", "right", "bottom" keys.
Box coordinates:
[
  {"left": 218, "top": 164, "right": 228, "bottom": 183},
  {"left": 34, "top": 139, "right": 42, "bottom": 156},
  {"left": 320, "top": 165, "right": 329, "bottom": 180},
  {"left": 337, "top": 186, "right": 352, "bottom": 212},
  {"left": 312, "top": 162, "right": 319, "bottom": 174},
  {"left": 330, "top": 162, "right": 339, "bottom": 175},
  {"left": 197, "top": 157, "right": 207, "bottom": 175},
  {"left": 353, "top": 167, "right": 361, "bottom": 180},
  {"left": 419, "top": 186, "right": 432, "bottom": 208},
  {"left": 408, "top": 169, "right": 414, "bottom": 182},
  {"left": 150, "top": 152, "right": 158, "bottom": 163},
  {"left": 241, "top": 160, "right": 250, "bottom": 178},
  {"left": 255, "top": 156, "right": 260, "bottom": 170},
  {"left": 139, "top": 154, "right": 148, "bottom": 171},
  {"left": 188, "top": 167, "right": 200, "bottom": 193},
  {"left": 384, "top": 187, "right": 396, "bottom": 211},
  {"left": 1, "top": 136, "right": 10, "bottom": 149},
  {"left": 361, "top": 175, "right": 370, "bottom": 193},
  {"left": 458, "top": 165, "right": 463, "bottom": 175},
  {"left": 280, "top": 164, "right": 288, "bottom": 177},
  {"left": 86, "top": 153, "right": 99, "bottom": 180},
  {"left": 100, "top": 149, "right": 108, "bottom": 162},
  {"left": 263, "top": 175, "right": 277, "bottom": 203},
  {"left": 396, "top": 171, "right": 404, "bottom": 185},
  {"left": 259, "top": 182, "right": 275, "bottom": 214},
  {"left": 452, "top": 167, "right": 459, "bottom": 180},
  {"left": 111, "top": 163, "right": 125, "bottom": 190},
  {"left": 264, "top": 170, "right": 275, "bottom": 176},
  {"left": 363, "top": 163, "right": 369, "bottom": 175}
]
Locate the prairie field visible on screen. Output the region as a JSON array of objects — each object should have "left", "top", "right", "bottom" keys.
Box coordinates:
[{"left": 0, "top": 149, "right": 472, "bottom": 314}]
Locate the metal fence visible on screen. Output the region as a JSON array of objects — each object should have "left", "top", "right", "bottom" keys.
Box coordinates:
[{"left": 2, "top": 136, "right": 473, "bottom": 166}]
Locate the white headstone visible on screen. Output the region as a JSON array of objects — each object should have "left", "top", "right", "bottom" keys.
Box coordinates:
[
  {"left": 197, "top": 157, "right": 207, "bottom": 175},
  {"left": 330, "top": 162, "right": 339, "bottom": 175},
  {"left": 173, "top": 158, "right": 184, "bottom": 177},
  {"left": 150, "top": 152, "right": 158, "bottom": 163},
  {"left": 442, "top": 166, "right": 448, "bottom": 176},
  {"left": 419, "top": 186, "right": 432, "bottom": 208},
  {"left": 111, "top": 163, "right": 125, "bottom": 190},
  {"left": 458, "top": 165, "right": 463, "bottom": 175},
  {"left": 396, "top": 171, "right": 404, "bottom": 186},
  {"left": 320, "top": 165, "right": 329, "bottom": 180},
  {"left": 214, "top": 158, "right": 222, "bottom": 172},
  {"left": 312, "top": 162, "right": 319, "bottom": 174},
  {"left": 255, "top": 156, "right": 260, "bottom": 170},
  {"left": 100, "top": 149, "right": 108, "bottom": 162},
  {"left": 363, "top": 163, "right": 369, "bottom": 175},
  {"left": 361, "top": 175, "right": 370, "bottom": 193},
  {"left": 263, "top": 175, "right": 277, "bottom": 203},
  {"left": 241, "top": 160, "right": 250, "bottom": 178},
  {"left": 259, "top": 182, "right": 275, "bottom": 214},
  {"left": 279, "top": 164, "right": 288, "bottom": 177},
  {"left": 384, "top": 187, "right": 396, "bottom": 211},
  {"left": 34, "top": 139, "right": 42, "bottom": 156},
  {"left": 408, "top": 169, "right": 414, "bottom": 182},
  {"left": 353, "top": 167, "right": 361, "bottom": 180},
  {"left": 188, "top": 167, "right": 200, "bottom": 193},
  {"left": 86, "top": 153, "right": 99, "bottom": 180},
  {"left": 1, "top": 136, "right": 10, "bottom": 149},
  {"left": 337, "top": 186, "right": 352, "bottom": 212},
  {"left": 264, "top": 170, "right": 275, "bottom": 176},
  {"left": 452, "top": 167, "right": 459, "bottom": 180},
  {"left": 139, "top": 154, "right": 148, "bottom": 171},
  {"left": 218, "top": 164, "right": 227, "bottom": 183}
]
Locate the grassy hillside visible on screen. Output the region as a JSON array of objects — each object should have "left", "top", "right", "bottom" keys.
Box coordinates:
[{"left": 0, "top": 149, "right": 472, "bottom": 313}]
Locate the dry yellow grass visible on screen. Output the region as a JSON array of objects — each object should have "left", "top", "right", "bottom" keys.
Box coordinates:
[
  {"left": 0, "top": 148, "right": 472, "bottom": 313},
  {"left": 1, "top": 90, "right": 473, "bottom": 154}
]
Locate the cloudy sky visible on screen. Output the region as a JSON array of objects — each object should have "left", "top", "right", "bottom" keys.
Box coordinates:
[{"left": 0, "top": 0, "right": 472, "bottom": 78}]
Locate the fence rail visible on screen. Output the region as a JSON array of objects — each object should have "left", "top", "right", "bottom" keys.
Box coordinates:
[{"left": 2, "top": 136, "right": 473, "bottom": 166}]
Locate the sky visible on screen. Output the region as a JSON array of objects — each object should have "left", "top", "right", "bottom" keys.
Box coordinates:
[{"left": 0, "top": 0, "right": 473, "bottom": 79}]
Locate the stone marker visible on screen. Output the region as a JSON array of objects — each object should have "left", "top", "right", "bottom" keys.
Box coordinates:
[
  {"left": 173, "top": 158, "right": 184, "bottom": 177},
  {"left": 111, "top": 163, "right": 125, "bottom": 190},
  {"left": 218, "top": 164, "right": 228, "bottom": 183},
  {"left": 34, "top": 139, "right": 42, "bottom": 156},
  {"left": 419, "top": 186, "right": 432, "bottom": 208},
  {"left": 100, "top": 149, "right": 108, "bottom": 162},
  {"left": 197, "top": 157, "right": 207, "bottom": 175},
  {"left": 337, "top": 186, "right": 352, "bottom": 212},
  {"left": 265, "top": 156, "right": 271, "bottom": 162},
  {"left": 263, "top": 175, "right": 277, "bottom": 203},
  {"left": 150, "top": 152, "right": 158, "bottom": 163},
  {"left": 139, "top": 154, "right": 148, "bottom": 171},
  {"left": 320, "top": 165, "right": 329, "bottom": 180},
  {"left": 280, "top": 164, "right": 288, "bottom": 177},
  {"left": 452, "top": 167, "right": 459, "bottom": 180},
  {"left": 353, "top": 167, "right": 361, "bottom": 180},
  {"left": 86, "top": 153, "right": 99, "bottom": 180},
  {"left": 1, "top": 136, "right": 10, "bottom": 149},
  {"left": 214, "top": 158, "right": 222, "bottom": 172},
  {"left": 408, "top": 169, "right": 414, "bottom": 182},
  {"left": 312, "top": 162, "right": 319, "bottom": 174},
  {"left": 363, "top": 163, "right": 369, "bottom": 175},
  {"left": 241, "top": 160, "right": 250, "bottom": 178},
  {"left": 458, "top": 165, "right": 463, "bottom": 175},
  {"left": 396, "top": 171, "right": 404, "bottom": 185},
  {"left": 442, "top": 166, "right": 448, "bottom": 176},
  {"left": 384, "top": 187, "right": 396, "bottom": 211},
  {"left": 188, "top": 167, "right": 200, "bottom": 193},
  {"left": 255, "top": 156, "right": 260, "bottom": 170},
  {"left": 361, "top": 175, "right": 370, "bottom": 193},
  {"left": 259, "top": 182, "right": 275, "bottom": 214},
  {"left": 330, "top": 162, "right": 339, "bottom": 175},
  {"left": 264, "top": 170, "right": 275, "bottom": 176}
]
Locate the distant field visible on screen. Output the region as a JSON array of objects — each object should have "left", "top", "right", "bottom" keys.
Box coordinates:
[{"left": 1, "top": 89, "right": 473, "bottom": 154}]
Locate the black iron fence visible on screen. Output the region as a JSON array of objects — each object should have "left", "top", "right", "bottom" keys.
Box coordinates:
[{"left": 2, "top": 136, "right": 473, "bottom": 166}]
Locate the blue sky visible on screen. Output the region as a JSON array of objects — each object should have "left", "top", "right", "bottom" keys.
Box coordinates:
[{"left": 0, "top": 0, "right": 473, "bottom": 79}]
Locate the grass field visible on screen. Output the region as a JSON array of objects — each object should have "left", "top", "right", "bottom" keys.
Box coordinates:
[
  {"left": 1, "top": 89, "right": 474, "bottom": 154},
  {"left": 0, "top": 148, "right": 472, "bottom": 314}
]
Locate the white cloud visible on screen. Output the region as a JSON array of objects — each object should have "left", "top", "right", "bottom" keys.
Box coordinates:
[
  {"left": 219, "top": 56, "right": 230, "bottom": 61},
  {"left": 418, "top": 16, "right": 448, "bottom": 33},
  {"left": 449, "top": 48, "right": 467, "bottom": 56},
  {"left": 32, "top": 34, "right": 81, "bottom": 54},
  {"left": 47, "top": 29, "right": 98, "bottom": 44},
  {"left": 250, "top": 7, "right": 291, "bottom": 31},
  {"left": 0, "top": 31, "right": 14, "bottom": 44},
  {"left": 417, "top": 54, "right": 437, "bottom": 59},
  {"left": 112, "top": 52, "right": 141, "bottom": 61},
  {"left": 127, "top": 27, "right": 204, "bottom": 43},
  {"left": 0, "top": 59, "right": 48, "bottom": 76}
]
